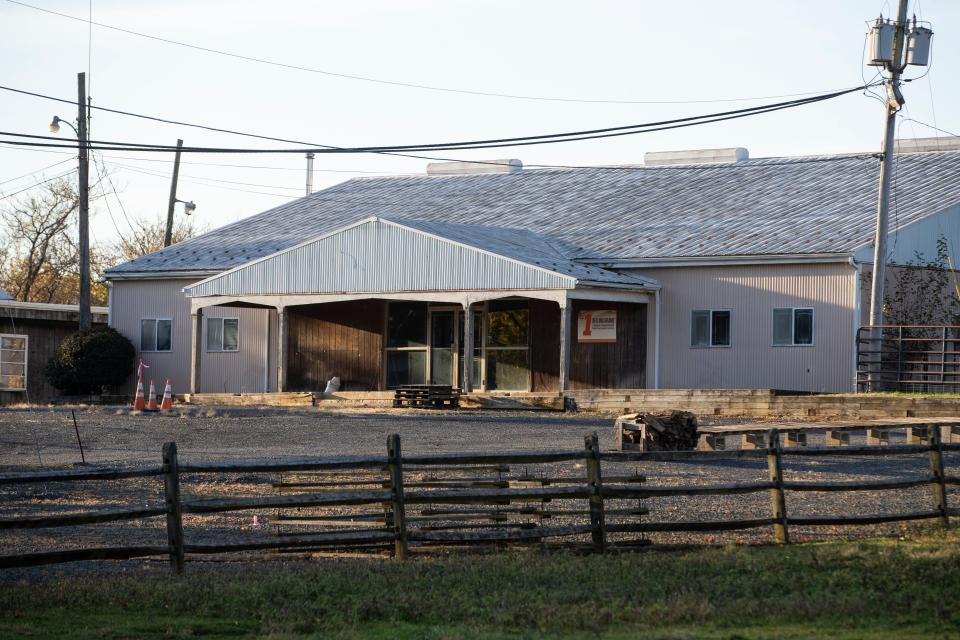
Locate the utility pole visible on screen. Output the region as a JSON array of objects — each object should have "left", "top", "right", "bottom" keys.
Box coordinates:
[
  {"left": 77, "top": 72, "right": 91, "bottom": 330},
  {"left": 305, "top": 152, "right": 314, "bottom": 196},
  {"left": 867, "top": 0, "right": 909, "bottom": 332},
  {"left": 164, "top": 139, "right": 184, "bottom": 248}
]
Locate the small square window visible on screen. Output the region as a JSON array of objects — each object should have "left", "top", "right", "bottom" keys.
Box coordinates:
[
  {"left": 691, "top": 310, "right": 731, "bottom": 347},
  {"left": 773, "top": 308, "right": 814, "bottom": 346},
  {"left": 140, "top": 319, "right": 172, "bottom": 352},
  {"left": 207, "top": 317, "right": 240, "bottom": 352}
]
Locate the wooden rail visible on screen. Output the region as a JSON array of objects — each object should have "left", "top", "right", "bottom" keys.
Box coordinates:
[{"left": 0, "top": 424, "right": 956, "bottom": 572}]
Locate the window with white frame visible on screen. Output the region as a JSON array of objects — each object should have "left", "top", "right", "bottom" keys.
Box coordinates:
[
  {"left": 140, "top": 318, "right": 172, "bottom": 352},
  {"left": 691, "top": 310, "right": 731, "bottom": 347},
  {"left": 207, "top": 317, "right": 239, "bottom": 352},
  {"left": 0, "top": 334, "right": 27, "bottom": 390},
  {"left": 773, "top": 308, "right": 814, "bottom": 346}
]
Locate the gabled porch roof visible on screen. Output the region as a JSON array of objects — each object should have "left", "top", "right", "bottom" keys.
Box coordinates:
[{"left": 183, "top": 216, "right": 657, "bottom": 301}]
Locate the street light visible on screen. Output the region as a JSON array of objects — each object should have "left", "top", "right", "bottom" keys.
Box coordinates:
[
  {"left": 174, "top": 198, "right": 197, "bottom": 216},
  {"left": 48, "top": 115, "right": 77, "bottom": 135},
  {"left": 48, "top": 72, "right": 92, "bottom": 332}
]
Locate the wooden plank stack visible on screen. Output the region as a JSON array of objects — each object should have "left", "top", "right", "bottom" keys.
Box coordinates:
[{"left": 393, "top": 385, "right": 462, "bottom": 409}]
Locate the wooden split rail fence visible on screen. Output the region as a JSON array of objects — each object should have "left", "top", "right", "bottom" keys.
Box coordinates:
[{"left": 1, "top": 428, "right": 958, "bottom": 572}]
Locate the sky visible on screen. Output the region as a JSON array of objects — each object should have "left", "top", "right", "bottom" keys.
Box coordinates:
[{"left": 0, "top": 0, "right": 958, "bottom": 246}]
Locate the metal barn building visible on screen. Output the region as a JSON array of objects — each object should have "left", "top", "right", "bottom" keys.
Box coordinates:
[{"left": 103, "top": 141, "right": 960, "bottom": 397}]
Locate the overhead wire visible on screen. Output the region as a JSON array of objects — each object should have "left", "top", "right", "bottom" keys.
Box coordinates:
[
  {"left": 0, "top": 158, "right": 74, "bottom": 186},
  {"left": 0, "top": 170, "right": 76, "bottom": 200},
  {"left": 105, "top": 159, "right": 304, "bottom": 192},
  {"left": 3, "top": 0, "right": 880, "bottom": 107},
  {"left": 0, "top": 83, "right": 877, "bottom": 156}
]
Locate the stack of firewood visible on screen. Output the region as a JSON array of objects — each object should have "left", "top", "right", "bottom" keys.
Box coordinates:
[{"left": 616, "top": 411, "right": 699, "bottom": 451}]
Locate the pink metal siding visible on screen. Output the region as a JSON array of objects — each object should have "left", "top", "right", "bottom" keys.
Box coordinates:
[
  {"left": 110, "top": 279, "right": 273, "bottom": 395},
  {"left": 634, "top": 263, "right": 857, "bottom": 392}
]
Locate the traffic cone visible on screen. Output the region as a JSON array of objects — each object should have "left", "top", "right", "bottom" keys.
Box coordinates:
[
  {"left": 133, "top": 379, "right": 145, "bottom": 411},
  {"left": 160, "top": 379, "right": 173, "bottom": 412},
  {"left": 146, "top": 380, "right": 159, "bottom": 411}
]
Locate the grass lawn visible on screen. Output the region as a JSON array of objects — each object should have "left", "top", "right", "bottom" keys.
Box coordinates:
[{"left": 3, "top": 529, "right": 960, "bottom": 639}]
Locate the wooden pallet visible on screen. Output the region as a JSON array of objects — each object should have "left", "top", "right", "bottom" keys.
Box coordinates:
[{"left": 393, "top": 385, "right": 462, "bottom": 409}]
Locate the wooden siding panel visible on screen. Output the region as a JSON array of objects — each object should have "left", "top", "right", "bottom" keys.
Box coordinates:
[
  {"left": 0, "top": 318, "right": 106, "bottom": 403},
  {"left": 530, "top": 300, "right": 560, "bottom": 392},
  {"left": 287, "top": 300, "right": 385, "bottom": 392},
  {"left": 569, "top": 301, "right": 647, "bottom": 390}
]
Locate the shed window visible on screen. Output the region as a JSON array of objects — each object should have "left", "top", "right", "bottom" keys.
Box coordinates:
[
  {"left": 207, "top": 318, "right": 239, "bottom": 352},
  {"left": 0, "top": 334, "right": 27, "bottom": 391},
  {"left": 773, "top": 308, "right": 814, "bottom": 346},
  {"left": 691, "top": 310, "right": 731, "bottom": 347},
  {"left": 140, "top": 319, "right": 172, "bottom": 352}
]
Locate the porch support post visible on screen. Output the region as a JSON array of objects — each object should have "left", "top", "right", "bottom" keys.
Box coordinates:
[
  {"left": 462, "top": 301, "right": 474, "bottom": 393},
  {"left": 277, "top": 307, "right": 289, "bottom": 392},
  {"left": 189, "top": 308, "right": 203, "bottom": 394},
  {"left": 559, "top": 299, "right": 572, "bottom": 393}
]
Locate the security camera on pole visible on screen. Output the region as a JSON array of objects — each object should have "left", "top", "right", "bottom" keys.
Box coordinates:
[{"left": 865, "top": 2, "right": 933, "bottom": 390}]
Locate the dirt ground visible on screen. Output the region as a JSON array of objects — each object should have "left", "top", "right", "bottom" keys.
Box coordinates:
[{"left": 1, "top": 405, "right": 956, "bottom": 582}]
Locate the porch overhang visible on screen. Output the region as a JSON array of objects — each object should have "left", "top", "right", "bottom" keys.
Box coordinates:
[{"left": 186, "top": 287, "right": 651, "bottom": 314}]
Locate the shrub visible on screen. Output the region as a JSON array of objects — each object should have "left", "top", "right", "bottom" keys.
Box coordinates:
[{"left": 45, "top": 327, "right": 135, "bottom": 395}]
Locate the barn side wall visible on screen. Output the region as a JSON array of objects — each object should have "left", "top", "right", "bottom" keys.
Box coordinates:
[{"left": 632, "top": 262, "right": 858, "bottom": 393}]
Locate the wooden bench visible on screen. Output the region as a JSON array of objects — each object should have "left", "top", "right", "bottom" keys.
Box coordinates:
[{"left": 393, "top": 384, "right": 462, "bottom": 409}]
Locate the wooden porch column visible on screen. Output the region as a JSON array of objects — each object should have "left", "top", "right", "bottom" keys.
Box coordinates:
[
  {"left": 462, "top": 302, "right": 474, "bottom": 393},
  {"left": 559, "top": 301, "right": 572, "bottom": 393},
  {"left": 189, "top": 308, "right": 203, "bottom": 394},
  {"left": 277, "top": 307, "right": 289, "bottom": 392}
]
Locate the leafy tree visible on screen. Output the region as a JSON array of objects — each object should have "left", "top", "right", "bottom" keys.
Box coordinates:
[{"left": 45, "top": 327, "right": 135, "bottom": 395}]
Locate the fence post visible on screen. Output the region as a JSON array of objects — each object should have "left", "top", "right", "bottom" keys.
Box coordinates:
[
  {"left": 928, "top": 424, "right": 950, "bottom": 527},
  {"left": 766, "top": 429, "right": 789, "bottom": 544},
  {"left": 387, "top": 433, "right": 408, "bottom": 560},
  {"left": 585, "top": 431, "right": 607, "bottom": 552},
  {"left": 162, "top": 442, "right": 185, "bottom": 574}
]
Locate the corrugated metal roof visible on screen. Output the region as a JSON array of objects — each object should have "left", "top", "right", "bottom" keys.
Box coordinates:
[
  {"left": 105, "top": 150, "right": 960, "bottom": 276},
  {"left": 184, "top": 217, "right": 652, "bottom": 297}
]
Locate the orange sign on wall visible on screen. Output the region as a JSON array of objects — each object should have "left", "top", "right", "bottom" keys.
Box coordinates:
[{"left": 577, "top": 310, "right": 616, "bottom": 343}]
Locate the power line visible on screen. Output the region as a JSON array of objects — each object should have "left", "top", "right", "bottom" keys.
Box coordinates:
[
  {"left": 4, "top": 0, "right": 875, "bottom": 107},
  {"left": 0, "top": 170, "right": 76, "bottom": 200},
  {"left": 0, "top": 158, "right": 74, "bottom": 186},
  {"left": 111, "top": 163, "right": 297, "bottom": 199},
  {"left": 0, "top": 143, "right": 415, "bottom": 175},
  {"left": 105, "top": 160, "right": 304, "bottom": 192},
  {"left": 93, "top": 152, "right": 138, "bottom": 235},
  {"left": 0, "top": 84, "right": 875, "bottom": 156}
]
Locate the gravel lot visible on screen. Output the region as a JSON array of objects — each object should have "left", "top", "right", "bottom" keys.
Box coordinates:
[{"left": 1, "top": 405, "right": 957, "bottom": 581}]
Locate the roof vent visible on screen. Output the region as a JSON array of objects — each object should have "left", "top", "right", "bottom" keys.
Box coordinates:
[
  {"left": 643, "top": 147, "right": 748, "bottom": 167},
  {"left": 427, "top": 159, "right": 523, "bottom": 176},
  {"left": 894, "top": 136, "right": 960, "bottom": 154}
]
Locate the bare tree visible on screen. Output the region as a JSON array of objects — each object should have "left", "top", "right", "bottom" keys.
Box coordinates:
[
  {"left": 0, "top": 178, "right": 111, "bottom": 305},
  {"left": 111, "top": 215, "right": 202, "bottom": 263}
]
